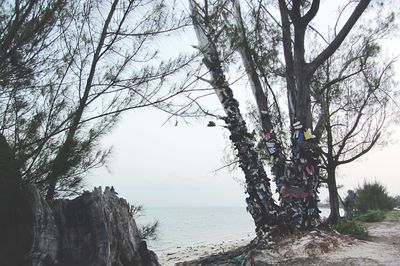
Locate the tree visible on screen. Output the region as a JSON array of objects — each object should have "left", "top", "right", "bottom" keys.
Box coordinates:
[
  {"left": 0, "top": 0, "right": 72, "bottom": 193},
  {"left": 394, "top": 195, "right": 400, "bottom": 208},
  {"left": 308, "top": 3, "right": 398, "bottom": 224},
  {"left": 217, "top": 0, "right": 373, "bottom": 228},
  {"left": 355, "top": 181, "right": 396, "bottom": 212},
  {"left": 318, "top": 45, "right": 396, "bottom": 223},
  {"left": 232, "top": 0, "right": 289, "bottom": 208},
  {"left": 0, "top": 0, "right": 193, "bottom": 199},
  {"left": 190, "top": 0, "right": 286, "bottom": 237},
  {"left": 216, "top": 0, "right": 375, "bottom": 228},
  {"left": 229, "top": 0, "right": 321, "bottom": 228},
  {"left": 273, "top": 0, "right": 372, "bottom": 228},
  {"left": 189, "top": 0, "right": 380, "bottom": 232}
]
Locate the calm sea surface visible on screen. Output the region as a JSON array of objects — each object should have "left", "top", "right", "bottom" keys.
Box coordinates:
[{"left": 136, "top": 206, "right": 334, "bottom": 256}]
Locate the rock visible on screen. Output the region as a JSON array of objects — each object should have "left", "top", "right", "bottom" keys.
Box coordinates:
[
  {"left": 2, "top": 184, "right": 159, "bottom": 266},
  {"left": 0, "top": 133, "right": 33, "bottom": 265},
  {"left": 39, "top": 186, "right": 160, "bottom": 266},
  {"left": 26, "top": 185, "right": 59, "bottom": 266},
  {"left": 0, "top": 134, "right": 159, "bottom": 265}
]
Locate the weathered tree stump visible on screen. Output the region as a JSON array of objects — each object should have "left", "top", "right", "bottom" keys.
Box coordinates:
[{"left": 0, "top": 134, "right": 159, "bottom": 266}]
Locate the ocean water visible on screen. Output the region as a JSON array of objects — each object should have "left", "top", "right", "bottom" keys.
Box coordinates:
[
  {"left": 136, "top": 207, "right": 255, "bottom": 256},
  {"left": 136, "top": 206, "right": 336, "bottom": 256}
]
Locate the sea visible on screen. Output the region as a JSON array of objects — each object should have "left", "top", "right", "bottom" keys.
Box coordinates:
[{"left": 136, "top": 206, "right": 337, "bottom": 257}]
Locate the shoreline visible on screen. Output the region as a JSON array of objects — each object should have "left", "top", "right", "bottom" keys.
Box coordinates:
[
  {"left": 163, "top": 213, "right": 400, "bottom": 265},
  {"left": 157, "top": 235, "right": 254, "bottom": 265}
]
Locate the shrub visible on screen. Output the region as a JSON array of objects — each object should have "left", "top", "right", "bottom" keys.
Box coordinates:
[
  {"left": 332, "top": 220, "right": 369, "bottom": 240},
  {"left": 385, "top": 210, "right": 400, "bottom": 222},
  {"left": 394, "top": 195, "right": 400, "bottom": 208},
  {"left": 355, "top": 210, "right": 385, "bottom": 222},
  {"left": 355, "top": 181, "right": 396, "bottom": 213}
]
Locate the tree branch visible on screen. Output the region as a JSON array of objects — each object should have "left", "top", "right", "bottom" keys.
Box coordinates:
[
  {"left": 337, "top": 131, "right": 380, "bottom": 165},
  {"left": 308, "top": 0, "right": 371, "bottom": 74},
  {"left": 302, "top": 0, "right": 320, "bottom": 25}
]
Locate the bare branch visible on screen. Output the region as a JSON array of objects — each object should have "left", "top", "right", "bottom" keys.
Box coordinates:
[{"left": 308, "top": 0, "right": 371, "bottom": 74}]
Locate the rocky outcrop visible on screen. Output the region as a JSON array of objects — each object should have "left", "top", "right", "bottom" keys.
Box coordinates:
[
  {"left": 0, "top": 134, "right": 33, "bottom": 265},
  {"left": 1, "top": 133, "right": 159, "bottom": 266},
  {"left": 27, "top": 185, "right": 59, "bottom": 265},
  {"left": 25, "top": 186, "right": 159, "bottom": 266}
]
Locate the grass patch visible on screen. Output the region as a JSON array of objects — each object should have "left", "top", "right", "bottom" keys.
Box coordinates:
[
  {"left": 355, "top": 210, "right": 386, "bottom": 223},
  {"left": 384, "top": 210, "right": 400, "bottom": 222},
  {"left": 332, "top": 220, "right": 369, "bottom": 240}
]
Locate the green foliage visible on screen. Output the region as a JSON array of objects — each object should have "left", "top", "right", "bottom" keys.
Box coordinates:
[
  {"left": 332, "top": 220, "right": 369, "bottom": 240},
  {"left": 355, "top": 181, "right": 396, "bottom": 213},
  {"left": 385, "top": 210, "right": 400, "bottom": 222},
  {"left": 1, "top": 0, "right": 190, "bottom": 199},
  {"left": 131, "top": 205, "right": 158, "bottom": 240},
  {"left": 355, "top": 210, "right": 386, "bottom": 222},
  {"left": 139, "top": 221, "right": 159, "bottom": 241},
  {"left": 394, "top": 196, "right": 400, "bottom": 208},
  {"left": 131, "top": 205, "right": 144, "bottom": 217}
]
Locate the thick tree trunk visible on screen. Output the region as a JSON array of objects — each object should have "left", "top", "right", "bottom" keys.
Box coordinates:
[
  {"left": 326, "top": 166, "right": 340, "bottom": 224},
  {"left": 280, "top": 133, "right": 320, "bottom": 229},
  {"left": 281, "top": 73, "right": 320, "bottom": 229},
  {"left": 278, "top": 0, "right": 320, "bottom": 229},
  {"left": 233, "top": 2, "right": 287, "bottom": 202},
  {"left": 191, "top": 2, "right": 285, "bottom": 236},
  {"left": 203, "top": 48, "right": 281, "bottom": 235}
]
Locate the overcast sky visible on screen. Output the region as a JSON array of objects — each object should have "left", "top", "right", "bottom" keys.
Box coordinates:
[{"left": 88, "top": 1, "right": 400, "bottom": 207}]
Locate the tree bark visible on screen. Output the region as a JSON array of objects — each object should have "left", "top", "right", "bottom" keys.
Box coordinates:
[
  {"left": 202, "top": 39, "right": 280, "bottom": 235},
  {"left": 324, "top": 95, "right": 340, "bottom": 224},
  {"left": 190, "top": 1, "right": 285, "bottom": 236},
  {"left": 278, "top": 0, "right": 320, "bottom": 229},
  {"left": 326, "top": 166, "right": 340, "bottom": 224},
  {"left": 233, "top": 1, "right": 287, "bottom": 202}
]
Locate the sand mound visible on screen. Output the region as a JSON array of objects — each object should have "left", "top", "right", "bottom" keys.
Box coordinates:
[{"left": 175, "top": 221, "right": 400, "bottom": 265}]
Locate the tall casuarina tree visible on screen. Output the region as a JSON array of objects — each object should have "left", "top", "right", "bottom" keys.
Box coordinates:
[
  {"left": 275, "top": 0, "right": 371, "bottom": 227},
  {"left": 189, "top": 0, "right": 372, "bottom": 230},
  {"left": 189, "top": 0, "right": 287, "bottom": 237}
]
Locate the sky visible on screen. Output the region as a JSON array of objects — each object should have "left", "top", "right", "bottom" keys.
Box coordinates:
[{"left": 88, "top": 1, "right": 400, "bottom": 207}]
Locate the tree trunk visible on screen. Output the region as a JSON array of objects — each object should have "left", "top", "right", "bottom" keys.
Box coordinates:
[
  {"left": 202, "top": 44, "right": 281, "bottom": 235},
  {"left": 45, "top": 0, "right": 120, "bottom": 200},
  {"left": 326, "top": 166, "right": 340, "bottom": 224},
  {"left": 191, "top": 2, "right": 285, "bottom": 236},
  {"left": 233, "top": 2, "right": 287, "bottom": 202},
  {"left": 277, "top": 0, "right": 321, "bottom": 230},
  {"left": 325, "top": 100, "right": 340, "bottom": 224}
]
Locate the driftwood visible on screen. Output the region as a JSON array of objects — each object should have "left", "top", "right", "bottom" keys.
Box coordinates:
[{"left": 0, "top": 134, "right": 159, "bottom": 266}]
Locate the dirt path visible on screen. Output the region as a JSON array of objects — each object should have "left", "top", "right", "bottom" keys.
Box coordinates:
[{"left": 305, "top": 221, "right": 400, "bottom": 266}]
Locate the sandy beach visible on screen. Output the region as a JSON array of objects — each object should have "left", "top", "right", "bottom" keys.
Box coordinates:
[
  {"left": 160, "top": 212, "right": 400, "bottom": 265},
  {"left": 158, "top": 237, "right": 254, "bottom": 265}
]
